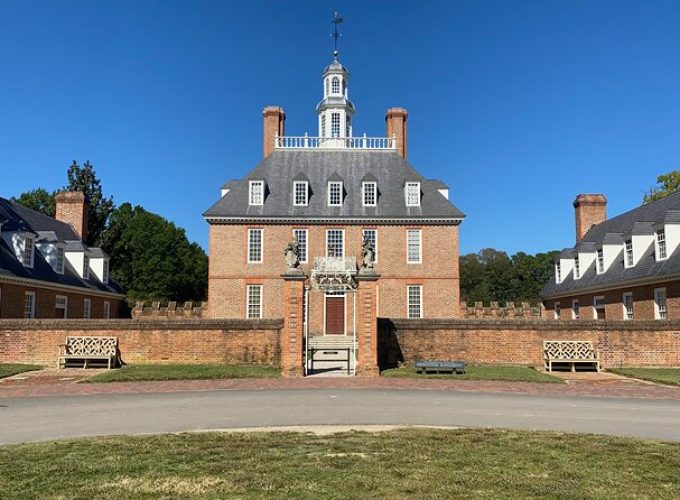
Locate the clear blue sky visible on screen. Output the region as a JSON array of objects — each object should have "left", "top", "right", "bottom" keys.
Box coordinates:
[{"left": 2, "top": 1, "right": 679, "bottom": 255}]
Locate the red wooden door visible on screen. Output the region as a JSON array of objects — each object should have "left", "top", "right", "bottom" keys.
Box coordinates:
[{"left": 325, "top": 296, "right": 345, "bottom": 335}]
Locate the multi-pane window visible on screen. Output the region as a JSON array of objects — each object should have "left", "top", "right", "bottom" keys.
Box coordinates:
[
  {"left": 55, "top": 246, "right": 65, "bottom": 274},
  {"left": 594, "top": 296, "right": 606, "bottom": 320},
  {"left": 326, "top": 229, "right": 344, "bottom": 258},
  {"left": 249, "top": 180, "right": 264, "bottom": 206},
  {"left": 332, "top": 77, "right": 340, "bottom": 94},
  {"left": 625, "top": 240, "right": 634, "bottom": 267},
  {"left": 83, "top": 298, "right": 91, "bottom": 319},
  {"left": 248, "top": 229, "right": 263, "bottom": 263},
  {"left": 24, "top": 292, "right": 35, "bottom": 319},
  {"left": 246, "top": 285, "right": 263, "bottom": 319},
  {"left": 55, "top": 295, "right": 67, "bottom": 318},
  {"left": 623, "top": 292, "right": 634, "bottom": 320},
  {"left": 362, "top": 229, "right": 378, "bottom": 263},
  {"left": 362, "top": 182, "right": 377, "bottom": 207},
  {"left": 83, "top": 256, "right": 90, "bottom": 280},
  {"left": 294, "top": 181, "right": 308, "bottom": 206},
  {"left": 574, "top": 256, "right": 580, "bottom": 279},
  {"left": 293, "top": 229, "right": 308, "bottom": 263},
  {"left": 656, "top": 229, "right": 667, "bottom": 260},
  {"left": 407, "top": 229, "right": 422, "bottom": 263},
  {"left": 654, "top": 288, "right": 667, "bottom": 320},
  {"left": 102, "top": 260, "right": 109, "bottom": 284},
  {"left": 405, "top": 182, "right": 420, "bottom": 207},
  {"left": 321, "top": 115, "right": 327, "bottom": 137},
  {"left": 572, "top": 299, "right": 580, "bottom": 320},
  {"left": 555, "top": 262, "right": 561, "bottom": 282},
  {"left": 325, "top": 78, "right": 329, "bottom": 96},
  {"left": 331, "top": 112, "right": 340, "bottom": 137},
  {"left": 23, "top": 236, "right": 34, "bottom": 267},
  {"left": 554, "top": 302, "right": 561, "bottom": 320},
  {"left": 328, "top": 181, "right": 343, "bottom": 206},
  {"left": 407, "top": 286, "right": 422, "bottom": 319},
  {"left": 596, "top": 249, "right": 604, "bottom": 273},
  {"left": 103, "top": 301, "right": 111, "bottom": 319},
  {"left": 345, "top": 116, "right": 351, "bottom": 137}
]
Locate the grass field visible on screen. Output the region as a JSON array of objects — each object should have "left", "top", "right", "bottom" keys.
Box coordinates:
[
  {"left": 0, "top": 363, "right": 42, "bottom": 380},
  {"left": 1, "top": 428, "right": 678, "bottom": 499},
  {"left": 610, "top": 367, "right": 680, "bottom": 386},
  {"left": 84, "top": 363, "right": 280, "bottom": 383},
  {"left": 381, "top": 364, "right": 563, "bottom": 383}
]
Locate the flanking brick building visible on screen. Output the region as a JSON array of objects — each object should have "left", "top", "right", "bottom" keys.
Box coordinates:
[
  {"left": 542, "top": 192, "right": 680, "bottom": 321},
  {"left": 204, "top": 51, "right": 464, "bottom": 374},
  {"left": 0, "top": 192, "right": 125, "bottom": 318}
]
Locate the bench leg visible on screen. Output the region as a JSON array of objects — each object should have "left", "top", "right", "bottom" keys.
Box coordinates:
[{"left": 571, "top": 362, "right": 576, "bottom": 373}]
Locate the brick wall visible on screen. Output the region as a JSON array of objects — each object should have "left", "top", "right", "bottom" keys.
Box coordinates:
[
  {"left": 461, "top": 301, "right": 542, "bottom": 319},
  {"left": 0, "top": 319, "right": 282, "bottom": 366},
  {"left": 379, "top": 318, "right": 680, "bottom": 369},
  {"left": 132, "top": 301, "right": 206, "bottom": 320}
]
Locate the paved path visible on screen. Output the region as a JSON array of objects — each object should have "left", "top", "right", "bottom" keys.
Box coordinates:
[{"left": 2, "top": 387, "right": 680, "bottom": 444}]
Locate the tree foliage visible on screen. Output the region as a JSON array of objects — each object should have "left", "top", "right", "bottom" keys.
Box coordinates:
[
  {"left": 459, "top": 248, "right": 559, "bottom": 306},
  {"left": 644, "top": 171, "right": 680, "bottom": 204},
  {"left": 11, "top": 188, "right": 56, "bottom": 217},
  {"left": 101, "top": 203, "right": 208, "bottom": 302}
]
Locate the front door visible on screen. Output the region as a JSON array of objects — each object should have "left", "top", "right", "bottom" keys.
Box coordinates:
[{"left": 325, "top": 295, "right": 345, "bottom": 335}]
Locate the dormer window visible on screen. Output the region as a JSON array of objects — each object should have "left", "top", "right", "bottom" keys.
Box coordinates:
[
  {"left": 596, "top": 248, "right": 604, "bottom": 273},
  {"left": 555, "top": 262, "right": 561, "bottom": 282},
  {"left": 574, "top": 256, "right": 580, "bottom": 279},
  {"left": 624, "top": 240, "right": 634, "bottom": 267},
  {"left": 82, "top": 255, "right": 90, "bottom": 280},
  {"left": 293, "top": 181, "right": 308, "bottom": 206},
  {"left": 55, "top": 246, "right": 65, "bottom": 274},
  {"left": 405, "top": 182, "right": 420, "bottom": 207},
  {"left": 332, "top": 77, "right": 340, "bottom": 94},
  {"left": 102, "top": 259, "right": 110, "bottom": 284},
  {"left": 23, "top": 235, "right": 35, "bottom": 268},
  {"left": 362, "top": 182, "right": 377, "bottom": 207},
  {"left": 249, "top": 180, "right": 264, "bottom": 206},
  {"left": 656, "top": 229, "right": 667, "bottom": 260},
  {"left": 328, "top": 181, "right": 343, "bottom": 206}
]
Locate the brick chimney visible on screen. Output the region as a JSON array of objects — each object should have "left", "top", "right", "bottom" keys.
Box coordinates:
[
  {"left": 263, "top": 106, "right": 286, "bottom": 158},
  {"left": 55, "top": 191, "right": 89, "bottom": 242},
  {"left": 385, "top": 107, "right": 408, "bottom": 159},
  {"left": 573, "top": 194, "right": 607, "bottom": 243}
]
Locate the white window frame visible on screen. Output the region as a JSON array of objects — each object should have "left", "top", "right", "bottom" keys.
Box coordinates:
[
  {"left": 596, "top": 248, "right": 605, "bottom": 274},
  {"left": 622, "top": 292, "right": 634, "bottom": 320},
  {"left": 102, "top": 259, "right": 110, "bottom": 284},
  {"left": 554, "top": 301, "right": 561, "bottom": 320},
  {"left": 407, "top": 229, "right": 422, "bottom": 264},
  {"left": 654, "top": 287, "right": 667, "bottom": 320},
  {"left": 293, "top": 229, "right": 308, "bottom": 263},
  {"left": 362, "top": 181, "right": 377, "bottom": 207},
  {"left": 656, "top": 229, "right": 667, "bottom": 260},
  {"left": 249, "top": 180, "right": 264, "bottom": 206},
  {"left": 103, "top": 301, "right": 111, "bottom": 319},
  {"left": 574, "top": 255, "right": 580, "bottom": 279},
  {"left": 405, "top": 182, "right": 420, "bottom": 207},
  {"left": 83, "top": 255, "right": 90, "bottom": 280},
  {"left": 246, "top": 284, "right": 263, "bottom": 319},
  {"left": 83, "top": 298, "right": 91, "bottom": 319},
  {"left": 293, "top": 181, "right": 308, "bottom": 207},
  {"left": 555, "top": 262, "right": 561, "bottom": 283},
  {"left": 247, "top": 229, "right": 263, "bottom": 264},
  {"left": 55, "top": 295, "right": 68, "bottom": 318},
  {"left": 572, "top": 299, "right": 579, "bottom": 320},
  {"left": 593, "top": 296, "right": 605, "bottom": 320},
  {"left": 328, "top": 181, "right": 343, "bottom": 206},
  {"left": 321, "top": 114, "right": 326, "bottom": 137},
  {"left": 362, "top": 229, "right": 378, "bottom": 263},
  {"left": 55, "top": 246, "right": 65, "bottom": 274},
  {"left": 23, "top": 235, "right": 35, "bottom": 268},
  {"left": 331, "top": 112, "right": 340, "bottom": 137},
  {"left": 326, "top": 229, "right": 345, "bottom": 258},
  {"left": 24, "top": 291, "right": 36, "bottom": 319},
  {"left": 624, "top": 240, "right": 634, "bottom": 268},
  {"left": 331, "top": 76, "right": 340, "bottom": 94},
  {"left": 407, "top": 285, "right": 423, "bottom": 319}
]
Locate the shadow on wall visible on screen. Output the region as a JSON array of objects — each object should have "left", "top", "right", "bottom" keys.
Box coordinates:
[{"left": 378, "top": 318, "right": 402, "bottom": 370}]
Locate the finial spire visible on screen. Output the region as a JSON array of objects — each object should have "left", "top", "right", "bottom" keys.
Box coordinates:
[{"left": 331, "top": 12, "right": 343, "bottom": 59}]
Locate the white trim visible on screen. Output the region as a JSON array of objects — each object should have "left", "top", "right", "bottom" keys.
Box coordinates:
[
  {"left": 323, "top": 292, "right": 347, "bottom": 336},
  {"left": 24, "top": 291, "right": 36, "bottom": 319},
  {"left": 0, "top": 275, "right": 124, "bottom": 299},
  {"left": 405, "top": 182, "right": 421, "bottom": 207},
  {"left": 407, "top": 285, "right": 423, "bottom": 318},
  {"left": 55, "top": 294, "right": 68, "bottom": 318},
  {"left": 293, "top": 181, "right": 309, "bottom": 207},
  {"left": 655, "top": 228, "right": 668, "bottom": 261},
  {"left": 624, "top": 240, "right": 634, "bottom": 268},
  {"left": 362, "top": 181, "right": 377, "bottom": 207},
  {"left": 622, "top": 292, "right": 634, "bottom": 320},
  {"left": 654, "top": 287, "right": 667, "bottom": 320},
  {"left": 246, "top": 284, "right": 263, "bottom": 319},
  {"left": 326, "top": 229, "right": 345, "bottom": 258},
  {"left": 571, "top": 299, "right": 579, "bottom": 320},
  {"left": 247, "top": 228, "right": 263, "bottom": 264},
  {"left": 248, "top": 180, "right": 265, "bottom": 206},
  {"left": 327, "top": 181, "right": 343, "bottom": 206},
  {"left": 593, "top": 295, "right": 605, "bottom": 320},
  {"left": 554, "top": 301, "right": 561, "bottom": 320},
  {"left": 293, "top": 228, "right": 308, "bottom": 263},
  {"left": 406, "top": 229, "right": 422, "bottom": 264},
  {"left": 23, "top": 235, "right": 35, "bottom": 268},
  {"left": 362, "top": 228, "right": 378, "bottom": 263}
]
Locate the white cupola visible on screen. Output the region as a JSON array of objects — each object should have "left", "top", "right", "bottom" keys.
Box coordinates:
[{"left": 316, "top": 56, "right": 355, "bottom": 139}]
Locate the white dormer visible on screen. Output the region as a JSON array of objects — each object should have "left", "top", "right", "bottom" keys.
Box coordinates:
[
  {"left": 631, "top": 233, "right": 654, "bottom": 267},
  {"left": 36, "top": 241, "right": 66, "bottom": 274},
  {"left": 574, "top": 248, "right": 596, "bottom": 280},
  {"left": 293, "top": 180, "right": 309, "bottom": 206},
  {"left": 221, "top": 188, "right": 230, "bottom": 197},
  {"left": 248, "top": 180, "right": 265, "bottom": 206},
  {"left": 65, "top": 244, "right": 90, "bottom": 279},
  {"left": 328, "top": 181, "right": 343, "bottom": 206},
  {"left": 2, "top": 231, "right": 35, "bottom": 269},
  {"left": 596, "top": 235, "right": 623, "bottom": 274},
  {"left": 655, "top": 222, "right": 680, "bottom": 261},
  {"left": 438, "top": 188, "right": 449, "bottom": 200},
  {"left": 405, "top": 182, "right": 421, "bottom": 207},
  {"left": 555, "top": 254, "right": 575, "bottom": 284},
  {"left": 90, "top": 255, "right": 110, "bottom": 284}
]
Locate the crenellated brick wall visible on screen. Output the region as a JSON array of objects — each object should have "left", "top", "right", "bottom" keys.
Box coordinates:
[
  {"left": 379, "top": 318, "right": 680, "bottom": 370},
  {"left": 131, "top": 301, "right": 207, "bottom": 320},
  {"left": 460, "top": 302, "right": 542, "bottom": 319}
]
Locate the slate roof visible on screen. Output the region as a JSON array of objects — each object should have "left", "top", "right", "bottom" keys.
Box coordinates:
[
  {"left": 0, "top": 197, "right": 124, "bottom": 295},
  {"left": 542, "top": 191, "right": 680, "bottom": 298},
  {"left": 204, "top": 149, "right": 465, "bottom": 222}
]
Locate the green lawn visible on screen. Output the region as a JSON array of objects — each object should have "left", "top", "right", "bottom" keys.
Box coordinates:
[
  {"left": 0, "top": 363, "right": 42, "bottom": 380},
  {"left": 381, "top": 364, "right": 563, "bottom": 383},
  {"left": 1, "top": 428, "right": 678, "bottom": 499},
  {"left": 84, "top": 363, "right": 280, "bottom": 383},
  {"left": 610, "top": 367, "right": 680, "bottom": 386}
]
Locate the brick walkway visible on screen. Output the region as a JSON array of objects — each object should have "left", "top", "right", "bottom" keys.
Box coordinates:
[{"left": 1, "top": 368, "right": 679, "bottom": 400}]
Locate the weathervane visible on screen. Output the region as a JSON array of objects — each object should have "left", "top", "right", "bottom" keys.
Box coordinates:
[{"left": 331, "top": 11, "right": 343, "bottom": 59}]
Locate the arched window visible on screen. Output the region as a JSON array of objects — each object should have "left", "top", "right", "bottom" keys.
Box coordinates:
[{"left": 332, "top": 77, "right": 340, "bottom": 94}]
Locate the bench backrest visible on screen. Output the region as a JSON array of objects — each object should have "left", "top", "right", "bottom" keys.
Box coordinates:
[
  {"left": 308, "top": 336, "right": 354, "bottom": 349},
  {"left": 65, "top": 336, "right": 118, "bottom": 356},
  {"left": 544, "top": 340, "right": 596, "bottom": 360}
]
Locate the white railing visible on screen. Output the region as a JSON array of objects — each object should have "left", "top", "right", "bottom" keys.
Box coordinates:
[
  {"left": 275, "top": 135, "right": 396, "bottom": 150},
  {"left": 312, "top": 256, "right": 357, "bottom": 273}
]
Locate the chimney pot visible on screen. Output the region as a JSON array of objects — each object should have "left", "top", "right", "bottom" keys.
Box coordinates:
[
  {"left": 262, "top": 106, "right": 286, "bottom": 158},
  {"left": 573, "top": 193, "right": 607, "bottom": 243},
  {"left": 385, "top": 107, "right": 408, "bottom": 158}
]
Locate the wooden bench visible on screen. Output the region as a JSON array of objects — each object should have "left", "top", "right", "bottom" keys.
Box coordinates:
[
  {"left": 57, "top": 336, "right": 119, "bottom": 369},
  {"left": 307, "top": 336, "right": 354, "bottom": 375},
  {"left": 544, "top": 340, "right": 600, "bottom": 372},
  {"left": 415, "top": 360, "right": 466, "bottom": 375}
]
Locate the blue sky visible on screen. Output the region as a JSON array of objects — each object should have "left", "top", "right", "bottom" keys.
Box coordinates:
[{"left": 1, "top": 1, "right": 679, "bottom": 255}]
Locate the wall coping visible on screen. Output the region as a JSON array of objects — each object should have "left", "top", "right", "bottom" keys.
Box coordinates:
[
  {"left": 0, "top": 318, "right": 284, "bottom": 331},
  {"left": 381, "top": 318, "right": 680, "bottom": 332}
]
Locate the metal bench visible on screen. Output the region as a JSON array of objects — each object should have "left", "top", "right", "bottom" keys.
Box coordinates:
[
  {"left": 57, "top": 336, "right": 119, "bottom": 369},
  {"left": 544, "top": 340, "right": 600, "bottom": 372},
  {"left": 415, "top": 360, "right": 466, "bottom": 375}
]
